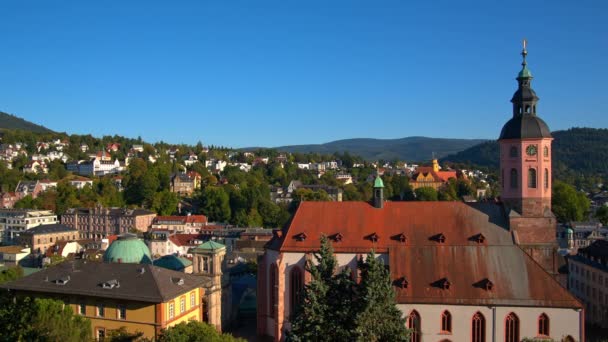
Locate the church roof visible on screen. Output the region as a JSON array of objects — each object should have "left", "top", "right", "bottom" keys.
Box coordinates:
[
  {"left": 499, "top": 115, "right": 552, "bottom": 140},
  {"left": 103, "top": 234, "right": 152, "bottom": 264},
  {"left": 267, "top": 201, "right": 581, "bottom": 309}
]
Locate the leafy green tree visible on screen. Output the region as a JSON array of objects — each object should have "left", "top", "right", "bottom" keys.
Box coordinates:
[
  {"left": 552, "top": 181, "right": 590, "bottom": 223},
  {"left": 107, "top": 327, "right": 148, "bottom": 342},
  {"left": 0, "top": 293, "right": 92, "bottom": 342},
  {"left": 354, "top": 251, "right": 409, "bottom": 342},
  {"left": 415, "top": 187, "right": 438, "bottom": 201},
  {"left": 0, "top": 266, "right": 23, "bottom": 284},
  {"left": 152, "top": 190, "right": 180, "bottom": 216},
  {"left": 595, "top": 205, "right": 608, "bottom": 226},
  {"left": 201, "top": 186, "right": 231, "bottom": 222},
  {"left": 159, "top": 321, "right": 244, "bottom": 342}
]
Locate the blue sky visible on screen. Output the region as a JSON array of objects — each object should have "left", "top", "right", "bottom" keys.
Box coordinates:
[{"left": 1, "top": 1, "right": 607, "bottom": 147}]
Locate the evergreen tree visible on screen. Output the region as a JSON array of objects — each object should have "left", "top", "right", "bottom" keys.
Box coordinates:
[{"left": 354, "top": 251, "right": 409, "bottom": 342}]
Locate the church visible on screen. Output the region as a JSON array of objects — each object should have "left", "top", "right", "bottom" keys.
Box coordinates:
[{"left": 257, "top": 44, "right": 584, "bottom": 342}]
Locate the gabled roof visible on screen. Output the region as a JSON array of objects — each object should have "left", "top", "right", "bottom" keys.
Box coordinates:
[
  {"left": 168, "top": 234, "right": 204, "bottom": 247},
  {"left": 196, "top": 240, "right": 225, "bottom": 251},
  {"left": 389, "top": 245, "right": 581, "bottom": 308},
  {"left": 270, "top": 201, "right": 510, "bottom": 252},
  {"left": 0, "top": 262, "right": 209, "bottom": 302}
]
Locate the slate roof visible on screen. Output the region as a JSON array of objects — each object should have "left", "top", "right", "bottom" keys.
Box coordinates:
[
  {"left": 0, "top": 261, "right": 209, "bottom": 303},
  {"left": 22, "top": 224, "right": 77, "bottom": 235},
  {"left": 499, "top": 115, "right": 552, "bottom": 140}
]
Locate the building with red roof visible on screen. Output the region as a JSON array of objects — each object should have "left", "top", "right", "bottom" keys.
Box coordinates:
[
  {"left": 151, "top": 214, "right": 208, "bottom": 234},
  {"left": 257, "top": 46, "right": 583, "bottom": 342}
]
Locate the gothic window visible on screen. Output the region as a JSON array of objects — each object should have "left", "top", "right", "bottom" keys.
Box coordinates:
[
  {"left": 538, "top": 313, "right": 549, "bottom": 336},
  {"left": 407, "top": 310, "right": 421, "bottom": 342},
  {"left": 290, "top": 267, "right": 304, "bottom": 316},
  {"left": 544, "top": 146, "right": 549, "bottom": 157},
  {"left": 509, "top": 146, "right": 518, "bottom": 157},
  {"left": 528, "top": 168, "right": 537, "bottom": 188},
  {"left": 441, "top": 310, "right": 452, "bottom": 333},
  {"left": 270, "top": 264, "right": 277, "bottom": 316},
  {"left": 472, "top": 312, "right": 485, "bottom": 342},
  {"left": 505, "top": 313, "right": 519, "bottom": 342},
  {"left": 544, "top": 169, "right": 549, "bottom": 189},
  {"left": 510, "top": 169, "right": 518, "bottom": 189}
]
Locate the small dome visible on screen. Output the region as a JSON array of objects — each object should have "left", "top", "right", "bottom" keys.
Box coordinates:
[
  {"left": 103, "top": 234, "right": 152, "bottom": 264},
  {"left": 499, "top": 115, "right": 552, "bottom": 140},
  {"left": 518, "top": 65, "right": 533, "bottom": 79},
  {"left": 374, "top": 176, "right": 384, "bottom": 188},
  {"left": 565, "top": 228, "right": 574, "bottom": 234}
]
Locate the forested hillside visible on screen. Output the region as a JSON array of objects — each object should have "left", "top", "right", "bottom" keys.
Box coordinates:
[
  {"left": 0, "top": 111, "right": 53, "bottom": 133},
  {"left": 443, "top": 127, "right": 608, "bottom": 181}
]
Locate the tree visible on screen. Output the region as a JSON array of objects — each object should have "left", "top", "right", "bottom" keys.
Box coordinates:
[
  {"left": 0, "top": 266, "right": 23, "bottom": 284},
  {"left": 152, "top": 190, "right": 179, "bottom": 216},
  {"left": 0, "top": 293, "right": 92, "bottom": 342},
  {"left": 552, "top": 181, "right": 590, "bottom": 223},
  {"left": 158, "top": 321, "right": 244, "bottom": 342},
  {"left": 595, "top": 205, "right": 608, "bottom": 226},
  {"left": 201, "top": 186, "right": 231, "bottom": 222},
  {"left": 107, "top": 327, "right": 147, "bottom": 342},
  {"left": 354, "top": 251, "right": 410, "bottom": 342},
  {"left": 288, "top": 237, "right": 409, "bottom": 342},
  {"left": 414, "top": 187, "right": 438, "bottom": 201}
]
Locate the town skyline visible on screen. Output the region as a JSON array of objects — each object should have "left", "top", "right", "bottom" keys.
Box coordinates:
[{"left": 1, "top": 1, "right": 607, "bottom": 147}]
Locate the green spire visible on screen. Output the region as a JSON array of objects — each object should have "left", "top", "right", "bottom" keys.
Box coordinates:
[
  {"left": 374, "top": 175, "right": 384, "bottom": 188},
  {"left": 517, "top": 39, "right": 533, "bottom": 79}
]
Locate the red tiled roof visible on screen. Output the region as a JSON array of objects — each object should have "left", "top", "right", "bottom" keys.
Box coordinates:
[
  {"left": 389, "top": 245, "right": 581, "bottom": 308},
  {"left": 272, "top": 201, "right": 511, "bottom": 252},
  {"left": 168, "top": 234, "right": 204, "bottom": 247},
  {"left": 153, "top": 215, "right": 208, "bottom": 224}
]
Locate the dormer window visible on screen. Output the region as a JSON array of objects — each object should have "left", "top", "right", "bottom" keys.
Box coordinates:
[
  {"left": 398, "top": 233, "right": 407, "bottom": 243},
  {"left": 53, "top": 275, "right": 70, "bottom": 285},
  {"left": 172, "top": 277, "right": 185, "bottom": 285},
  {"left": 368, "top": 233, "right": 379, "bottom": 243},
  {"left": 484, "top": 279, "right": 494, "bottom": 291},
  {"left": 396, "top": 276, "right": 408, "bottom": 289},
  {"left": 431, "top": 233, "right": 446, "bottom": 244},
  {"left": 439, "top": 278, "right": 451, "bottom": 290},
  {"left": 332, "top": 233, "right": 343, "bottom": 243},
  {"left": 101, "top": 279, "right": 120, "bottom": 289},
  {"left": 472, "top": 233, "right": 486, "bottom": 244},
  {"left": 295, "top": 233, "right": 307, "bottom": 242}
]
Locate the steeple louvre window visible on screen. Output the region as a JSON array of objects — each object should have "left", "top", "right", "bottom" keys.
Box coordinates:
[
  {"left": 528, "top": 168, "right": 537, "bottom": 188},
  {"left": 510, "top": 169, "right": 518, "bottom": 189}
]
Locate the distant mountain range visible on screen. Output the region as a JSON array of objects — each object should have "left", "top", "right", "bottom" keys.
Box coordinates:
[
  {"left": 0, "top": 111, "right": 53, "bottom": 133},
  {"left": 272, "top": 137, "right": 488, "bottom": 161},
  {"left": 442, "top": 127, "right": 608, "bottom": 177}
]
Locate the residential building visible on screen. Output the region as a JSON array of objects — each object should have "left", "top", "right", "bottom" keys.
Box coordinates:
[
  {"left": 258, "top": 46, "right": 583, "bottom": 342},
  {"left": 18, "top": 223, "right": 79, "bottom": 254},
  {"left": 409, "top": 159, "right": 462, "bottom": 190},
  {"left": 39, "top": 179, "right": 58, "bottom": 191},
  {"left": 170, "top": 172, "right": 201, "bottom": 196},
  {"left": 148, "top": 233, "right": 205, "bottom": 258},
  {"left": 568, "top": 240, "right": 608, "bottom": 328},
  {"left": 151, "top": 215, "right": 208, "bottom": 233},
  {"left": 15, "top": 180, "right": 42, "bottom": 199},
  {"left": 61, "top": 206, "right": 156, "bottom": 239},
  {"left": 558, "top": 222, "right": 607, "bottom": 252},
  {"left": 0, "top": 208, "right": 58, "bottom": 243},
  {"left": 0, "top": 245, "right": 31, "bottom": 264},
  {"left": 0, "top": 192, "right": 18, "bottom": 209},
  {"left": 0, "top": 261, "right": 208, "bottom": 340},
  {"left": 69, "top": 176, "right": 94, "bottom": 189}
]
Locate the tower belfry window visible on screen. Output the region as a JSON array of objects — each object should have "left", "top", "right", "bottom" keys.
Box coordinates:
[
  {"left": 510, "top": 169, "right": 518, "bottom": 189},
  {"left": 528, "top": 168, "right": 537, "bottom": 188}
]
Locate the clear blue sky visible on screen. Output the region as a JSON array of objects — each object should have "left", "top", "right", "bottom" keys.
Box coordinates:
[{"left": 1, "top": 1, "right": 607, "bottom": 147}]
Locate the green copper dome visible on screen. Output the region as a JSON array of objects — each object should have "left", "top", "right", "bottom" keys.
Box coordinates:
[
  {"left": 518, "top": 65, "right": 533, "bottom": 79},
  {"left": 103, "top": 234, "right": 152, "bottom": 264},
  {"left": 374, "top": 175, "right": 384, "bottom": 188},
  {"left": 565, "top": 227, "right": 574, "bottom": 235},
  {"left": 195, "top": 240, "right": 226, "bottom": 251}
]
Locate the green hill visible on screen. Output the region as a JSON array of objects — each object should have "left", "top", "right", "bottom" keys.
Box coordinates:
[
  {"left": 0, "top": 111, "right": 53, "bottom": 133},
  {"left": 442, "top": 127, "right": 608, "bottom": 177},
  {"left": 272, "top": 137, "right": 487, "bottom": 161}
]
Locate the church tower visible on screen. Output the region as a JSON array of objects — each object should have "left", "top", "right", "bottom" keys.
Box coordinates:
[{"left": 499, "top": 41, "right": 559, "bottom": 277}]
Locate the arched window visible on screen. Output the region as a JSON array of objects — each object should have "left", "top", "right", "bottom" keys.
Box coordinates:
[
  {"left": 441, "top": 310, "right": 452, "bottom": 333},
  {"left": 290, "top": 267, "right": 304, "bottom": 316},
  {"left": 505, "top": 313, "right": 519, "bottom": 342},
  {"left": 270, "top": 264, "right": 277, "bottom": 316},
  {"left": 509, "top": 146, "right": 518, "bottom": 157},
  {"left": 472, "top": 312, "right": 485, "bottom": 342},
  {"left": 538, "top": 313, "right": 549, "bottom": 336},
  {"left": 407, "top": 310, "right": 421, "bottom": 342},
  {"left": 528, "top": 168, "right": 537, "bottom": 188},
  {"left": 564, "top": 336, "right": 575, "bottom": 342},
  {"left": 544, "top": 169, "right": 549, "bottom": 189},
  {"left": 501, "top": 169, "right": 504, "bottom": 189},
  {"left": 510, "top": 169, "right": 518, "bottom": 189},
  {"left": 544, "top": 146, "right": 549, "bottom": 157}
]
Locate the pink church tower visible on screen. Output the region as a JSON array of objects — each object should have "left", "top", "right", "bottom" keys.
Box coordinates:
[{"left": 499, "top": 41, "right": 558, "bottom": 267}]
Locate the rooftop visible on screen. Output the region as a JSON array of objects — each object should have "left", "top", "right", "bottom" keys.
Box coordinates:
[{"left": 22, "top": 224, "right": 76, "bottom": 235}]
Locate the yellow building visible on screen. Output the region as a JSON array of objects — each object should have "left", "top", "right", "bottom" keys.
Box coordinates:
[
  {"left": 0, "top": 261, "right": 211, "bottom": 340},
  {"left": 410, "top": 159, "right": 459, "bottom": 190}
]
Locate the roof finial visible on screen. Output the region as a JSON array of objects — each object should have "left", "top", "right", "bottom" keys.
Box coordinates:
[{"left": 521, "top": 38, "right": 528, "bottom": 67}]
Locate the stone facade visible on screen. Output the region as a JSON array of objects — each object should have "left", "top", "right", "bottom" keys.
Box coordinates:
[{"left": 61, "top": 206, "right": 156, "bottom": 239}]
